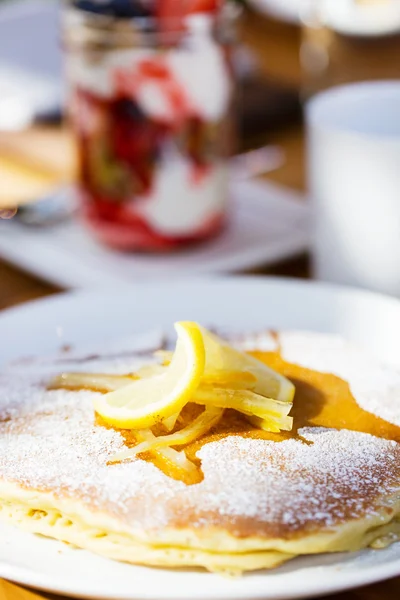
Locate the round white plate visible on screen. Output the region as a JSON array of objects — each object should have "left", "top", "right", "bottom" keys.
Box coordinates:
[{"left": 1, "top": 276, "right": 400, "bottom": 600}]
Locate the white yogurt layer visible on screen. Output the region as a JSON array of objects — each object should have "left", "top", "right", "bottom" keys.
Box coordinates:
[
  {"left": 132, "top": 152, "right": 228, "bottom": 236},
  {"left": 68, "top": 16, "right": 231, "bottom": 123}
]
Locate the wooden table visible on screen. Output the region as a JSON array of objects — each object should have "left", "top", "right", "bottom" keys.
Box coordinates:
[{"left": 0, "top": 9, "right": 399, "bottom": 600}]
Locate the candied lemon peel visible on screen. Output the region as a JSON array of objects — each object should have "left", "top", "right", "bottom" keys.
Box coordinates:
[{"left": 50, "top": 323, "right": 294, "bottom": 480}]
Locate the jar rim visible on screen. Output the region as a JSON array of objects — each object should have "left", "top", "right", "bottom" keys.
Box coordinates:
[{"left": 62, "top": 4, "right": 240, "bottom": 48}]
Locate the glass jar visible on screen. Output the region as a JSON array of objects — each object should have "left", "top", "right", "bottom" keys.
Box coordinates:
[{"left": 63, "top": 3, "right": 236, "bottom": 251}]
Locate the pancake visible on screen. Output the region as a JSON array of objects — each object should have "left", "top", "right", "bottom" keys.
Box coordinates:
[{"left": 1, "top": 330, "right": 400, "bottom": 574}]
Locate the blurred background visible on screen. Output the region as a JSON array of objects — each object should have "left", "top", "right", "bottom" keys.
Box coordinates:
[{"left": 1, "top": 0, "right": 400, "bottom": 307}]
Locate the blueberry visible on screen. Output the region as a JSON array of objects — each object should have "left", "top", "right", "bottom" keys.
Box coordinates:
[
  {"left": 112, "top": 98, "right": 147, "bottom": 122},
  {"left": 72, "top": 0, "right": 154, "bottom": 18}
]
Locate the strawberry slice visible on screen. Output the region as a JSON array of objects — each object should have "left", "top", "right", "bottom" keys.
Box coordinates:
[
  {"left": 157, "top": 0, "right": 185, "bottom": 28},
  {"left": 186, "top": 0, "right": 221, "bottom": 14},
  {"left": 156, "top": 0, "right": 221, "bottom": 32}
]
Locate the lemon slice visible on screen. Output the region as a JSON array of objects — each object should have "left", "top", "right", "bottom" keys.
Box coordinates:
[
  {"left": 202, "top": 370, "right": 257, "bottom": 389},
  {"left": 48, "top": 372, "right": 134, "bottom": 393},
  {"left": 93, "top": 322, "right": 205, "bottom": 429},
  {"left": 115, "top": 429, "right": 200, "bottom": 483},
  {"left": 193, "top": 387, "right": 293, "bottom": 421},
  {"left": 162, "top": 411, "right": 180, "bottom": 432},
  {"left": 109, "top": 406, "right": 223, "bottom": 463},
  {"left": 246, "top": 414, "right": 293, "bottom": 433},
  {"left": 200, "top": 327, "right": 294, "bottom": 403},
  {"left": 137, "top": 365, "right": 258, "bottom": 391},
  {"left": 154, "top": 330, "right": 294, "bottom": 403},
  {"left": 131, "top": 429, "right": 197, "bottom": 471}
]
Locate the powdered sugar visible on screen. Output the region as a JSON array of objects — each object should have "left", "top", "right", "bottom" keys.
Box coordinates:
[
  {"left": 0, "top": 380, "right": 172, "bottom": 519},
  {"left": 190, "top": 431, "right": 400, "bottom": 533}
]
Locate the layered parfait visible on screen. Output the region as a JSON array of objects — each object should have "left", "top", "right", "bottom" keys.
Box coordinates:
[{"left": 65, "top": 0, "right": 233, "bottom": 250}]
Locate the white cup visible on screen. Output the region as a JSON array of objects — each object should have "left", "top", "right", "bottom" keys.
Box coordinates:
[{"left": 306, "top": 81, "right": 400, "bottom": 296}]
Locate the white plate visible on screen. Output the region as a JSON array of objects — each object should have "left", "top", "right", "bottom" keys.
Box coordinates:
[
  {"left": 1, "top": 276, "right": 400, "bottom": 600},
  {"left": 0, "top": 180, "right": 309, "bottom": 288}
]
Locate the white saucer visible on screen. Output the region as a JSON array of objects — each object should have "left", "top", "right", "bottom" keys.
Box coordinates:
[{"left": 0, "top": 180, "right": 309, "bottom": 288}]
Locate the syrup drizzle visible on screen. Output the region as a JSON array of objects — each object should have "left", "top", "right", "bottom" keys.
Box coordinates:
[{"left": 253, "top": 352, "right": 400, "bottom": 444}]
